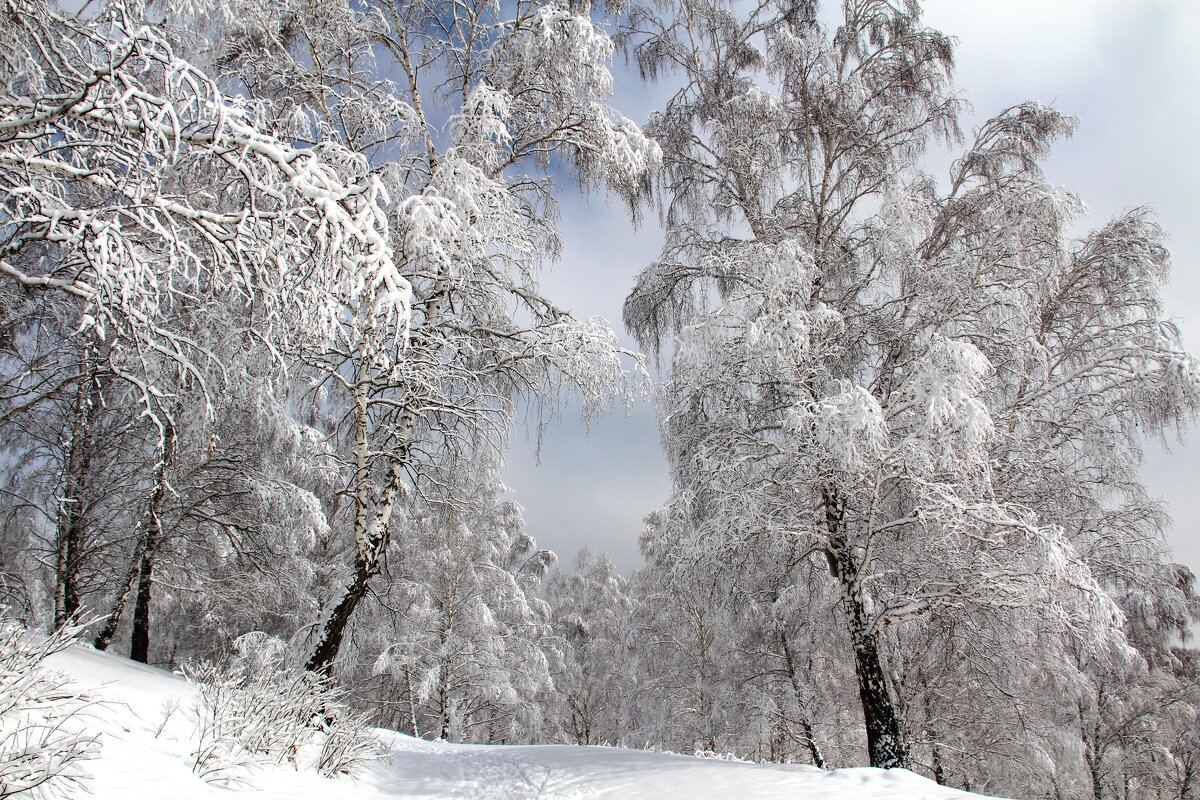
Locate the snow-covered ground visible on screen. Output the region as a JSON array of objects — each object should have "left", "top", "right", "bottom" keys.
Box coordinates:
[{"left": 45, "top": 645, "right": 1000, "bottom": 800}]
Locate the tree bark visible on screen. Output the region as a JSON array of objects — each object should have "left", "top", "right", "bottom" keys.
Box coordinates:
[
  {"left": 846, "top": 586, "right": 908, "bottom": 769},
  {"left": 304, "top": 262, "right": 449, "bottom": 673},
  {"left": 127, "top": 418, "right": 176, "bottom": 663},
  {"left": 438, "top": 665, "right": 451, "bottom": 741},
  {"left": 92, "top": 418, "right": 175, "bottom": 650},
  {"left": 1081, "top": 694, "right": 1105, "bottom": 800},
  {"left": 305, "top": 562, "right": 374, "bottom": 674},
  {"left": 779, "top": 627, "right": 826, "bottom": 769},
  {"left": 53, "top": 348, "right": 101, "bottom": 629},
  {"left": 304, "top": 379, "right": 415, "bottom": 672},
  {"left": 825, "top": 489, "right": 908, "bottom": 770}
]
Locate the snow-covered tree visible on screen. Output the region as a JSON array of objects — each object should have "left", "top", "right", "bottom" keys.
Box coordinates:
[
  {"left": 547, "top": 547, "right": 634, "bottom": 745},
  {"left": 1, "top": 0, "right": 411, "bottom": 654},
  {"left": 0, "top": 313, "right": 171, "bottom": 640},
  {"left": 3, "top": 0, "right": 658, "bottom": 673},
  {"left": 625, "top": 504, "right": 859, "bottom": 764},
  {"left": 1, "top": 0, "right": 410, "bottom": 402},
  {"left": 141, "top": 0, "right": 659, "bottom": 672},
  {"left": 364, "top": 454, "right": 559, "bottom": 743},
  {"left": 100, "top": 355, "right": 340, "bottom": 665},
  {"left": 623, "top": 0, "right": 1200, "bottom": 771}
]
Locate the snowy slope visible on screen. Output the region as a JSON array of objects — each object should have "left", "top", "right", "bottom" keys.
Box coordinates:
[{"left": 45, "top": 645, "right": 1002, "bottom": 800}]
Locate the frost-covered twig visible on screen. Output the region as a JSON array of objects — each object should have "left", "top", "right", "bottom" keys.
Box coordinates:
[{"left": 0, "top": 614, "right": 99, "bottom": 799}]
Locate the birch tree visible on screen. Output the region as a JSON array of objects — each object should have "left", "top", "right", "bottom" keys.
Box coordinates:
[
  {"left": 623, "top": 0, "right": 1200, "bottom": 769},
  {"left": 156, "top": 0, "right": 659, "bottom": 672},
  {"left": 4, "top": 0, "right": 658, "bottom": 670}
]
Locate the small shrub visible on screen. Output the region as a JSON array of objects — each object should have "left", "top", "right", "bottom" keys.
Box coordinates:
[
  {"left": 185, "top": 632, "right": 380, "bottom": 785},
  {"left": 0, "top": 613, "right": 99, "bottom": 799},
  {"left": 317, "top": 713, "right": 381, "bottom": 779}
]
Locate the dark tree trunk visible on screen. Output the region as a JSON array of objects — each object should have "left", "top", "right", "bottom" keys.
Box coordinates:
[
  {"left": 128, "top": 419, "right": 176, "bottom": 664},
  {"left": 1089, "top": 757, "right": 1103, "bottom": 800},
  {"left": 846, "top": 587, "right": 908, "bottom": 769},
  {"left": 304, "top": 374, "right": 412, "bottom": 675},
  {"left": 1178, "top": 753, "right": 1196, "bottom": 800},
  {"left": 1082, "top": 696, "right": 1105, "bottom": 800},
  {"left": 438, "top": 685, "right": 451, "bottom": 741},
  {"left": 128, "top": 530, "right": 157, "bottom": 663},
  {"left": 925, "top": 693, "right": 946, "bottom": 785},
  {"left": 779, "top": 627, "right": 826, "bottom": 769},
  {"left": 93, "top": 543, "right": 141, "bottom": 651},
  {"left": 825, "top": 489, "right": 908, "bottom": 770},
  {"left": 305, "top": 564, "right": 374, "bottom": 674},
  {"left": 54, "top": 487, "right": 85, "bottom": 628},
  {"left": 54, "top": 349, "right": 101, "bottom": 629},
  {"left": 931, "top": 744, "right": 946, "bottom": 786}
]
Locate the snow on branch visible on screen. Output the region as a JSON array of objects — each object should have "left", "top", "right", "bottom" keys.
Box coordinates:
[{"left": 0, "top": 0, "right": 410, "bottom": 396}]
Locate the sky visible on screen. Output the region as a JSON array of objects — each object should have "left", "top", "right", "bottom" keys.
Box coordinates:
[{"left": 502, "top": 0, "right": 1200, "bottom": 582}]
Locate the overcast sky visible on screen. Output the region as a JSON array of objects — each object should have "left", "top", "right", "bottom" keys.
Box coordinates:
[{"left": 502, "top": 0, "right": 1200, "bottom": 582}]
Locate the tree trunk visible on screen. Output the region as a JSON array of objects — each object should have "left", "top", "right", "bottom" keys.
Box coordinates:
[
  {"left": 305, "top": 563, "right": 374, "bottom": 674},
  {"left": 94, "top": 420, "right": 175, "bottom": 650},
  {"left": 305, "top": 274, "right": 446, "bottom": 673},
  {"left": 92, "top": 542, "right": 140, "bottom": 651},
  {"left": 305, "top": 387, "right": 414, "bottom": 672},
  {"left": 931, "top": 742, "right": 946, "bottom": 786},
  {"left": 127, "top": 419, "right": 176, "bottom": 663},
  {"left": 846, "top": 588, "right": 908, "bottom": 769},
  {"left": 779, "top": 627, "right": 826, "bottom": 769},
  {"left": 405, "top": 665, "right": 422, "bottom": 739},
  {"left": 1081, "top": 695, "right": 1105, "bottom": 800},
  {"left": 1088, "top": 756, "right": 1104, "bottom": 800},
  {"left": 825, "top": 489, "right": 908, "bottom": 770},
  {"left": 438, "top": 670, "right": 451, "bottom": 741},
  {"left": 53, "top": 348, "right": 101, "bottom": 629},
  {"left": 1177, "top": 752, "right": 1195, "bottom": 800},
  {"left": 128, "top": 529, "right": 157, "bottom": 663},
  {"left": 923, "top": 692, "right": 946, "bottom": 784}
]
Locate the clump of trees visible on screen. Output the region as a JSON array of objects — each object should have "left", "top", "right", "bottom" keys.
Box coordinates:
[
  {"left": 620, "top": 0, "right": 1200, "bottom": 793},
  {"left": 2, "top": 0, "right": 1198, "bottom": 798},
  {"left": 1, "top": 0, "right": 655, "bottom": 672}
]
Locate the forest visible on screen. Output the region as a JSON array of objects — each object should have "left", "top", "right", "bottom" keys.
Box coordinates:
[{"left": 2, "top": 0, "right": 1198, "bottom": 798}]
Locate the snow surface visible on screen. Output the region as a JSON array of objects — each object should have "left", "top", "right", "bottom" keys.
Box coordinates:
[{"left": 46, "top": 645, "right": 1002, "bottom": 800}]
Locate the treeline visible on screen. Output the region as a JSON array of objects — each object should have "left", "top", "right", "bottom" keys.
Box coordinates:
[{"left": 1, "top": 1, "right": 1198, "bottom": 799}]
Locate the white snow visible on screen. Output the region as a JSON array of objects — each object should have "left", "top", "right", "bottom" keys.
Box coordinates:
[{"left": 46, "top": 645, "right": 1003, "bottom": 800}]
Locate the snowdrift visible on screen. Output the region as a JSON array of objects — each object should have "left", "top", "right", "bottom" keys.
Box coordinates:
[{"left": 44, "top": 645, "right": 1001, "bottom": 799}]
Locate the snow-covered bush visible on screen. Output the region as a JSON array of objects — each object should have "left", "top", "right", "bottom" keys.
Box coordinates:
[
  {"left": 0, "top": 614, "right": 98, "bottom": 799},
  {"left": 186, "top": 632, "right": 379, "bottom": 785}
]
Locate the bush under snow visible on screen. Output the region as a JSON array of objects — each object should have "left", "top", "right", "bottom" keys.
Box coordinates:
[{"left": 0, "top": 613, "right": 98, "bottom": 799}]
